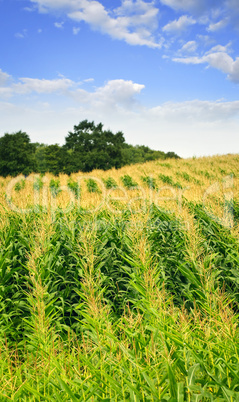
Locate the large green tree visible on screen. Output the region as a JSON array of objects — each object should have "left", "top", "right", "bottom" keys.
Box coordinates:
[
  {"left": 0, "top": 131, "right": 36, "bottom": 177},
  {"left": 35, "top": 144, "right": 67, "bottom": 175},
  {"left": 63, "top": 120, "right": 125, "bottom": 173}
]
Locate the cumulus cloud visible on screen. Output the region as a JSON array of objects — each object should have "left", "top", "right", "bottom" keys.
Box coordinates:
[
  {"left": 1, "top": 95, "right": 239, "bottom": 158},
  {"left": 54, "top": 21, "right": 64, "bottom": 28},
  {"left": 150, "top": 99, "right": 239, "bottom": 121},
  {"left": 13, "top": 77, "right": 75, "bottom": 94},
  {"left": 83, "top": 78, "right": 94, "bottom": 82},
  {"left": 0, "top": 74, "right": 77, "bottom": 98},
  {"left": 0, "top": 69, "right": 11, "bottom": 86},
  {"left": 159, "top": 0, "right": 219, "bottom": 15},
  {"left": 173, "top": 44, "right": 239, "bottom": 83},
  {"left": 1, "top": 67, "right": 239, "bottom": 157},
  {"left": 207, "top": 18, "right": 228, "bottom": 31},
  {"left": 0, "top": 71, "right": 145, "bottom": 111},
  {"left": 15, "top": 29, "right": 28, "bottom": 39},
  {"left": 30, "top": 0, "right": 163, "bottom": 48},
  {"left": 162, "top": 15, "right": 196, "bottom": 33},
  {"left": 180, "top": 40, "right": 198, "bottom": 53},
  {"left": 73, "top": 27, "right": 80, "bottom": 35},
  {"left": 68, "top": 79, "right": 145, "bottom": 112}
]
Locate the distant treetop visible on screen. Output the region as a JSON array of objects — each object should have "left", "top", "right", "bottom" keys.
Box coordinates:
[{"left": 0, "top": 121, "right": 180, "bottom": 177}]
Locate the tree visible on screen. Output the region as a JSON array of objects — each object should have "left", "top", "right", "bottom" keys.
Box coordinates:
[
  {"left": 35, "top": 144, "right": 67, "bottom": 175},
  {"left": 165, "top": 151, "right": 181, "bottom": 159},
  {"left": 63, "top": 120, "right": 125, "bottom": 173},
  {"left": 0, "top": 131, "right": 36, "bottom": 177}
]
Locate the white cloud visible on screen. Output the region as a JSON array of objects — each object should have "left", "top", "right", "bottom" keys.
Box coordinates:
[
  {"left": 197, "top": 34, "right": 215, "bottom": 46},
  {"left": 162, "top": 15, "right": 196, "bottom": 33},
  {"left": 14, "top": 77, "right": 76, "bottom": 94},
  {"left": 1, "top": 96, "right": 239, "bottom": 158},
  {"left": 73, "top": 27, "right": 80, "bottom": 35},
  {"left": 24, "top": 6, "right": 35, "bottom": 12},
  {"left": 1, "top": 69, "right": 239, "bottom": 157},
  {"left": 15, "top": 29, "right": 28, "bottom": 39},
  {"left": 173, "top": 44, "right": 239, "bottom": 83},
  {"left": 30, "top": 0, "right": 163, "bottom": 48},
  {"left": 54, "top": 21, "right": 64, "bottom": 28},
  {"left": 68, "top": 79, "right": 145, "bottom": 112},
  {"left": 159, "top": 0, "right": 219, "bottom": 15},
  {"left": 150, "top": 99, "right": 239, "bottom": 121},
  {"left": 0, "top": 76, "right": 77, "bottom": 98},
  {"left": 0, "top": 69, "right": 11, "bottom": 86},
  {"left": 84, "top": 78, "right": 94, "bottom": 82},
  {"left": 205, "top": 44, "right": 231, "bottom": 54},
  {"left": 0, "top": 72, "right": 144, "bottom": 112},
  {"left": 207, "top": 18, "right": 228, "bottom": 32},
  {"left": 180, "top": 40, "right": 198, "bottom": 53}
]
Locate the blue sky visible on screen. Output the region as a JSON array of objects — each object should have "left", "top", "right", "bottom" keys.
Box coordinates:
[{"left": 0, "top": 0, "right": 239, "bottom": 157}]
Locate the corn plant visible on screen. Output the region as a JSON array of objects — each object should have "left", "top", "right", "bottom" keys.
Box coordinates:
[
  {"left": 0, "top": 154, "right": 239, "bottom": 400},
  {"left": 121, "top": 174, "right": 138, "bottom": 189},
  {"left": 102, "top": 177, "right": 118, "bottom": 189},
  {"left": 49, "top": 178, "right": 61, "bottom": 197},
  {"left": 67, "top": 179, "right": 80, "bottom": 198},
  {"left": 86, "top": 178, "right": 101, "bottom": 193},
  {"left": 33, "top": 177, "right": 43, "bottom": 191},
  {"left": 159, "top": 173, "right": 182, "bottom": 188},
  {"left": 141, "top": 175, "right": 157, "bottom": 189},
  {"left": 14, "top": 179, "right": 25, "bottom": 191}
]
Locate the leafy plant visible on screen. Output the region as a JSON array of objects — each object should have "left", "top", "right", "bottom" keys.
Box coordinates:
[
  {"left": 49, "top": 178, "right": 61, "bottom": 197},
  {"left": 33, "top": 177, "right": 43, "bottom": 191},
  {"left": 67, "top": 179, "right": 80, "bottom": 198},
  {"left": 160, "top": 162, "right": 172, "bottom": 168},
  {"left": 14, "top": 179, "right": 25, "bottom": 191},
  {"left": 121, "top": 174, "right": 138, "bottom": 189},
  {"left": 141, "top": 175, "right": 157, "bottom": 189},
  {"left": 159, "top": 174, "right": 182, "bottom": 188},
  {"left": 103, "top": 177, "right": 118, "bottom": 189},
  {"left": 86, "top": 178, "right": 101, "bottom": 193}
]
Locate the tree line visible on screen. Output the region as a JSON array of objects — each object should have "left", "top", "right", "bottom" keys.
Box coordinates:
[{"left": 0, "top": 120, "right": 180, "bottom": 177}]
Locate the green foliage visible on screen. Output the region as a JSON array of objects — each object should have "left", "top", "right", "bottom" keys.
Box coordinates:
[
  {"left": 188, "top": 202, "right": 239, "bottom": 301},
  {"left": 86, "top": 178, "right": 101, "bottom": 193},
  {"left": 0, "top": 122, "right": 180, "bottom": 177},
  {"left": 176, "top": 171, "right": 201, "bottom": 185},
  {"left": 67, "top": 179, "right": 80, "bottom": 198},
  {"left": 14, "top": 179, "right": 25, "bottom": 192},
  {"left": 35, "top": 144, "right": 66, "bottom": 175},
  {"left": 102, "top": 177, "right": 118, "bottom": 189},
  {"left": 160, "top": 162, "right": 172, "bottom": 168},
  {"left": 159, "top": 174, "right": 182, "bottom": 188},
  {"left": 64, "top": 120, "right": 125, "bottom": 173},
  {"left": 33, "top": 177, "right": 43, "bottom": 191},
  {"left": 0, "top": 202, "right": 239, "bottom": 399},
  {"left": 141, "top": 175, "right": 157, "bottom": 189},
  {"left": 121, "top": 174, "right": 138, "bottom": 189},
  {"left": 0, "top": 131, "right": 35, "bottom": 177},
  {"left": 49, "top": 179, "right": 61, "bottom": 197}
]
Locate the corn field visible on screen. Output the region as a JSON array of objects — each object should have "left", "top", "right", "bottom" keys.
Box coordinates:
[{"left": 0, "top": 154, "right": 239, "bottom": 401}]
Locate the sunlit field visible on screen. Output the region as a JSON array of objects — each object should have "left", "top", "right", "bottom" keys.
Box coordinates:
[{"left": 0, "top": 154, "right": 239, "bottom": 400}]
